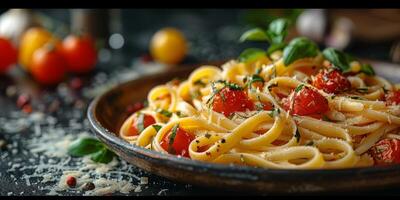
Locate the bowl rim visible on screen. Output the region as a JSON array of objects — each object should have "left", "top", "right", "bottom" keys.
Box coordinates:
[{"left": 87, "top": 63, "right": 400, "bottom": 182}]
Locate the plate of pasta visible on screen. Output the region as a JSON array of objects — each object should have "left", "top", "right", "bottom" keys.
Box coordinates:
[{"left": 88, "top": 19, "right": 400, "bottom": 193}]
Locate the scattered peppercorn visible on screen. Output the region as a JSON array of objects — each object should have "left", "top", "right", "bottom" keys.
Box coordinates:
[
  {"left": 22, "top": 104, "right": 32, "bottom": 114},
  {"left": 82, "top": 182, "right": 95, "bottom": 191},
  {"left": 69, "top": 77, "right": 84, "bottom": 90},
  {"left": 17, "top": 94, "right": 30, "bottom": 108},
  {"left": 66, "top": 176, "right": 77, "bottom": 188}
]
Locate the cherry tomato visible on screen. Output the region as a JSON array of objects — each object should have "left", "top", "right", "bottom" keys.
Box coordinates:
[
  {"left": 31, "top": 44, "right": 67, "bottom": 85},
  {"left": 370, "top": 139, "right": 400, "bottom": 166},
  {"left": 150, "top": 28, "right": 187, "bottom": 65},
  {"left": 212, "top": 87, "right": 255, "bottom": 117},
  {"left": 385, "top": 90, "right": 400, "bottom": 106},
  {"left": 282, "top": 87, "right": 329, "bottom": 116},
  {"left": 160, "top": 126, "right": 194, "bottom": 157},
  {"left": 127, "top": 113, "right": 156, "bottom": 136},
  {"left": 62, "top": 35, "right": 97, "bottom": 73},
  {"left": 0, "top": 37, "right": 18, "bottom": 74},
  {"left": 313, "top": 69, "right": 351, "bottom": 94},
  {"left": 19, "top": 27, "right": 60, "bottom": 71}
]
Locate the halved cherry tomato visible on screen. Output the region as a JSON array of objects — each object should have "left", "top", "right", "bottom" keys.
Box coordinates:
[
  {"left": 282, "top": 87, "right": 329, "bottom": 116},
  {"left": 385, "top": 90, "right": 400, "bottom": 106},
  {"left": 313, "top": 69, "right": 351, "bottom": 94},
  {"left": 212, "top": 87, "right": 255, "bottom": 117},
  {"left": 370, "top": 139, "right": 400, "bottom": 166},
  {"left": 0, "top": 37, "right": 18, "bottom": 74},
  {"left": 160, "top": 126, "right": 194, "bottom": 157},
  {"left": 127, "top": 113, "right": 156, "bottom": 136},
  {"left": 31, "top": 44, "right": 67, "bottom": 85},
  {"left": 62, "top": 34, "right": 97, "bottom": 74}
]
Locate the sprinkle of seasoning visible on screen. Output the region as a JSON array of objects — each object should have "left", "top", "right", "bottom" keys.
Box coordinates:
[
  {"left": 221, "top": 139, "right": 226, "bottom": 143},
  {"left": 156, "top": 109, "right": 172, "bottom": 118},
  {"left": 295, "top": 84, "right": 305, "bottom": 93},
  {"left": 322, "top": 115, "right": 331, "bottom": 122},
  {"left": 195, "top": 140, "right": 200, "bottom": 143},
  {"left": 350, "top": 96, "right": 362, "bottom": 100},
  {"left": 193, "top": 79, "right": 207, "bottom": 87},
  {"left": 305, "top": 141, "right": 314, "bottom": 146},
  {"left": 205, "top": 133, "right": 212, "bottom": 139},
  {"left": 295, "top": 129, "right": 301, "bottom": 143},
  {"left": 206, "top": 152, "right": 211, "bottom": 156},
  {"left": 356, "top": 88, "right": 369, "bottom": 93}
]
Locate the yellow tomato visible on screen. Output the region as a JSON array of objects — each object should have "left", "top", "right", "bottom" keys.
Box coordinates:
[
  {"left": 150, "top": 28, "right": 187, "bottom": 65},
  {"left": 19, "top": 27, "right": 60, "bottom": 71}
]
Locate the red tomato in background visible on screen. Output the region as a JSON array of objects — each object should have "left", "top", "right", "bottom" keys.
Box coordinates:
[
  {"left": 160, "top": 126, "right": 194, "bottom": 157},
  {"left": 212, "top": 87, "right": 255, "bottom": 117},
  {"left": 127, "top": 114, "right": 156, "bottom": 136},
  {"left": 282, "top": 87, "right": 329, "bottom": 116},
  {"left": 31, "top": 45, "right": 67, "bottom": 85},
  {"left": 0, "top": 37, "right": 18, "bottom": 74},
  {"left": 385, "top": 90, "right": 400, "bottom": 106},
  {"left": 62, "top": 35, "right": 97, "bottom": 74},
  {"left": 370, "top": 139, "right": 400, "bottom": 166},
  {"left": 313, "top": 69, "right": 351, "bottom": 94}
]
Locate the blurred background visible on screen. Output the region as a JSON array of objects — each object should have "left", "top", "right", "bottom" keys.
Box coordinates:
[{"left": 0, "top": 9, "right": 399, "bottom": 74}]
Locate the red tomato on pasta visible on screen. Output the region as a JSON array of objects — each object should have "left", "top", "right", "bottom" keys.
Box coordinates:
[
  {"left": 282, "top": 87, "right": 329, "bottom": 116},
  {"left": 128, "top": 114, "right": 156, "bottom": 136},
  {"left": 313, "top": 69, "right": 351, "bottom": 94},
  {"left": 160, "top": 126, "right": 194, "bottom": 157},
  {"left": 212, "top": 87, "right": 255, "bottom": 117},
  {"left": 385, "top": 90, "right": 400, "bottom": 106},
  {"left": 370, "top": 139, "right": 400, "bottom": 166}
]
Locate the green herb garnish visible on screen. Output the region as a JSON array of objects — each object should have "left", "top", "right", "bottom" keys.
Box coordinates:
[
  {"left": 246, "top": 74, "right": 265, "bottom": 89},
  {"left": 360, "top": 64, "right": 375, "bottom": 76},
  {"left": 168, "top": 124, "right": 180, "bottom": 154},
  {"left": 295, "top": 84, "right": 304, "bottom": 92},
  {"left": 283, "top": 37, "right": 319, "bottom": 66},
  {"left": 295, "top": 129, "right": 301, "bottom": 143},
  {"left": 68, "top": 137, "right": 115, "bottom": 164},
  {"left": 238, "top": 48, "right": 266, "bottom": 63},
  {"left": 356, "top": 88, "right": 369, "bottom": 94},
  {"left": 152, "top": 125, "right": 162, "bottom": 132}
]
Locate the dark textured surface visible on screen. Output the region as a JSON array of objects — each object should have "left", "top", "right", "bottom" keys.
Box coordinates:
[{"left": 0, "top": 9, "right": 399, "bottom": 196}]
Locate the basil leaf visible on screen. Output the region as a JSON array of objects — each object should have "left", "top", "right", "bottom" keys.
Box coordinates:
[
  {"left": 156, "top": 109, "right": 172, "bottom": 118},
  {"left": 360, "top": 64, "right": 375, "bottom": 76},
  {"left": 137, "top": 113, "right": 145, "bottom": 133},
  {"left": 267, "top": 42, "right": 286, "bottom": 55},
  {"left": 238, "top": 48, "right": 266, "bottom": 63},
  {"left": 267, "top": 18, "right": 289, "bottom": 44},
  {"left": 322, "top": 48, "right": 352, "bottom": 73},
  {"left": 68, "top": 138, "right": 104, "bottom": 157},
  {"left": 239, "top": 28, "right": 270, "bottom": 42},
  {"left": 283, "top": 37, "right": 319, "bottom": 66},
  {"left": 90, "top": 148, "right": 115, "bottom": 164},
  {"left": 152, "top": 125, "right": 162, "bottom": 132}
]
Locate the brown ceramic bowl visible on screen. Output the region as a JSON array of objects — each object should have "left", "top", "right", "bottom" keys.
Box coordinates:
[{"left": 87, "top": 60, "right": 400, "bottom": 194}]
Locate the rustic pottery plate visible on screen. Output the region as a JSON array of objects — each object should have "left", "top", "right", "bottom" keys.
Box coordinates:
[{"left": 87, "top": 60, "right": 400, "bottom": 194}]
